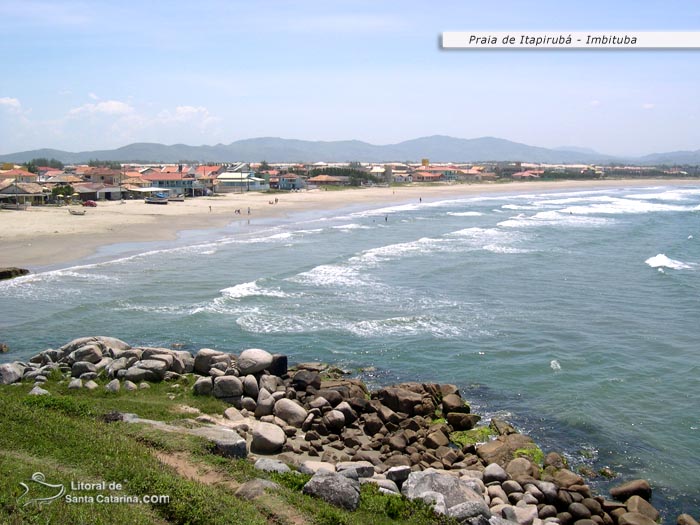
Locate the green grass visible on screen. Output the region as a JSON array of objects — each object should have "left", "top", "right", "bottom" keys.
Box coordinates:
[
  {"left": 513, "top": 445, "right": 545, "bottom": 466},
  {"left": 449, "top": 426, "right": 493, "bottom": 447},
  {"left": 0, "top": 378, "right": 458, "bottom": 524}
]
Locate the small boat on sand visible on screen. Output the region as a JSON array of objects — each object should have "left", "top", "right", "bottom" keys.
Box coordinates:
[
  {"left": 145, "top": 192, "right": 169, "bottom": 205},
  {"left": 68, "top": 208, "right": 86, "bottom": 215},
  {"left": 168, "top": 194, "right": 185, "bottom": 202}
]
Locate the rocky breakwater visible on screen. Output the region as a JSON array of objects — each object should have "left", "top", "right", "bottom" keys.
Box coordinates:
[{"left": 1, "top": 336, "right": 697, "bottom": 525}]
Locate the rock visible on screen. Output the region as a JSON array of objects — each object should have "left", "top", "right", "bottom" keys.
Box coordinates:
[
  {"left": 68, "top": 378, "right": 82, "bottom": 389},
  {"left": 28, "top": 385, "right": 50, "bottom": 396},
  {"left": 193, "top": 376, "right": 213, "bottom": 396},
  {"left": 554, "top": 469, "right": 584, "bottom": 489},
  {"left": 292, "top": 370, "right": 321, "bottom": 390},
  {"left": 193, "top": 348, "right": 230, "bottom": 376},
  {"left": 138, "top": 382, "right": 150, "bottom": 390},
  {"left": 84, "top": 380, "right": 98, "bottom": 390},
  {"left": 269, "top": 354, "right": 288, "bottom": 376},
  {"left": 123, "top": 366, "right": 157, "bottom": 383},
  {"left": 361, "top": 478, "right": 400, "bottom": 494},
  {"left": 334, "top": 401, "right": 357, "bottom": 425},
  {"left": 123, "top": 380, "right": 137, "bottom": 391},
  {"left": 678, "top": 515, "right": 700, "bottom": 525},
  {"left": 299, "top": 461, "right": 336, "bottom": 475},
  {"left": 241, "top": 397, "right": 257, "bottom": 412},
  {"left": 402, "top": 469, "right": 485, "bottom": 510},
  {"left": 71, "top": 361, "right": 96, "bottom": 378},
  {"left": 448, "top": 412, "right": 481, "bottom": 431},
  {"left": 448, "top": 500, "right": 492, "bottom": 521},
  {"left": 484, "top": 462, "right": 509, "bottom": 484},
  {"left": 507, "top": 505, "right": 539, "bottom": 525},
  {"left": 625, "top": 495, "right": 659, "bottom": 522},
  {"left": 105, "top": 379, "right": 120, "bottom": 393},
  {"left": 569, "top": 502, "right": 592, "bottom": 521},
  {"left": 223, "top": 406, "right": 244, "bottom": 421},
  {"left": 67, "top": 344, "right": 103, "bottom": 364},
  {"left": 609, "top": 480, "right": 652, "bottom": 502},
  {"left": 251, "top": 422, "right": 286, "bottom": 454},
  {"left": 302, "top": 472, "right": 361, "bottom": 511},
  {"left": 363, "top": 413, "right": 384, "bottom": 435},
  {"left": 134, "top": 359, "right": 168, "bottom": 379},
  {"left": 442, "top": 393, "right": 469, "bottom": 414},
  {"left": 618, "top": 512, "right": 658, "bottom": 525},
  {"left": 235, "top": 479, "right": 281, "bottom": 500},
  {"left": 386, "top": 465, "right": 412, "bottom": 485},
  {"left": 212, "top": 376, "right": 243, "bottom": 399},
  {"left": 190, "top": 426, "right": 247, "bottom": 458},
  {"left": 477, "top": 433, "right": 536, "bottom": 466},
  {"left": 322, "top": 409, "right": 346, "bottom": 432},
  {"left": 255, "top": 396, "right": 275, "bottom": 418},
  {"left": 254, "top": 458, "right": 291, "bottom": 474},
  {"left": 259, "top": 375, "right": 279, "bottom": 393},
  {"left": 273, "top": 398, "right": 308, "bottom": 427},
  {"left": 243, "top": 375, "right": 259, "bottom": 398},
  {"left": 507, "top": 457, "right": 538, "bottom": 483},
  {"left": 238, "top": 348, "right": 273, "bottom": 375},
  {"left": 0, "top": 267, "right": 29, "bottom": 280},
  {"left": 425, "top": 429, "right": 450, "bottom": 449},
  {"left": 0, "top": 362, "right": 23, "bottom": 384},
  {"left": 377, "top": 387, "right": 426, "bottom": 415},
  {"left": 0, "top": 343, "right": 8, "bottom": 353},
  {"left": 336, "top": 461, "right": 374, "bottom": 479},
  {"left": 418, "top": 491, "right": 447, "bottom": 514}
]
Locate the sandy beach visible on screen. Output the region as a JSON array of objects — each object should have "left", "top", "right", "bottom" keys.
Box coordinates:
[{"left": 2, "top": 179, "right": 698, "bottom": 269}]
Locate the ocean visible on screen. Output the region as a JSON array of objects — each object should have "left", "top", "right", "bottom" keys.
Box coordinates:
[{"left": 2, "top": 184, "right": 699, "bottom": 519}]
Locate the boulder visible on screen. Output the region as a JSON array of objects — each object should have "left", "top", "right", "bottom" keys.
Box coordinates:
[
  {"left": 302, "top": 472, "right": 361, "bottom": 511},
  {"left": 335, "top": 461, "right": 374, "bottom": 479},
  {"left": 68, "top": 378, "right": 82, "bottom": 389},
  {"left": 235, "top": 479, "right": 281, "bottom": 501},
  {"left": 447, "top": 500, "right": 492, "bottom": 521},
  {"left": 402, "top": 469, "right": 486, "bottom": 510},
  {"left": 618, "top": 512, "right": 658, "bottom": 525},
  {"left": 243, "top": 375, "right": 259, "bottom": 398},
  {"left": 193, "top": 376, "right": 213, "bottom": 396},
  {"left": 269, "top": 354, "right": 288, "bottom": 376},
  {"left": 377, "top": 387, "right": 425, "bottom": 415},
  {"left": 193, "top": 348, "right": 230, "bottom": 376},
  {"left": 254, "top": 458, "right": 291, "bottom": 474},
  {"left": 483, "top": 462, "right": 509, "bottom": 484},
  {"left": 71, "top": 361, "right": 97, "bottom": 378},
  {"left": 299, "top": 461, "right": 336, "bottom": 475},
  {"left": 442, "top": 393, "right": 469, "bottom": 414},
  {"left": 0, "top": 362, "right": 23, "bottom": 385},
  {"left": 251, "top": 422, "right": 286, "bottom": 454},
  {"left": 273, "top": 398, "right": 308, "bottom": 427},
  {"left": 67, "top": 344, "right": 103, "bottom": 364},
  {"left": 610, "top": 479, "right": 652, "bottom": 502},
  {"left": 0, "top": 267, "right": 29, "bottom": 280},
  {"left": 386, "top": 465, "right": 412, "bottom": 485},
  {"left": 447, "top": 412, "right": 481, "bottom": 431},
  {"left": 678, "top": 515, "right": 700, "bottom": 525},
  {"left": 292, "top": 370, "right": 321, "bottom": 390},
  {"left": 84, "top": 380, "right": 98, "bottom": 390},
  {"left": 105, "top": 379, "right": 120, "bottom": 393},
  {"left": 238, "top": 348, "right": 273, "bottom": 375},
  {"left": 212, "top": 376, "right": 243, "bottom": 399},
  {"left": 322, "top": 409, "right": 346, "bottom": 432},
  {"left": 477, "top": 433, "right": 536, "bottom": 467},
  {"left": 190, "top": 426, "right": 247, "bottom": 458},
  {"left": 134, "top": 359, "right": 169, "bottom": 379},
  {"left": 123, "top": 366, "right": 158, "bottom": 383},
  {"left": 625, "top": 495, "right": 659, "bottom": 522},
  {"left": 123, "top": 380, "right": 137, "bottom": 391},
  {"left": 28, "top": 386, "right": 50, "bottom": 396}
]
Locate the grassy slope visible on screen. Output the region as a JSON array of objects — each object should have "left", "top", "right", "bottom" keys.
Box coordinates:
[{"left": 0, "top": 377, "right": 456, "bottom": 525}]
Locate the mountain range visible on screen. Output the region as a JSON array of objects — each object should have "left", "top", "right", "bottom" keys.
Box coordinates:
[{"left": 1, "top": 136, "right": 698, "bottom": 165}]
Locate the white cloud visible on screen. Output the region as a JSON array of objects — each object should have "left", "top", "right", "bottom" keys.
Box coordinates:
[
  {"left": 589, "top": 100, "right": 601, "bottom": 107},
  {"left": 157, "top": 105, "right": 222, "bottom": 128},
  {"left": 88, "top": 92, "right": 100, "bottom": 100},
  {"left": 0, "top": 97, "right": 22, "bottom": 112},
  {"left": 69, "top": 100, "right": 134, "bottom": 116},
  {"left": 642, "top": 103, "right": 655, "bottom": 110}
]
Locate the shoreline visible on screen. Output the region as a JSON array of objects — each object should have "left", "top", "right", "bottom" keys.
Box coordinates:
[{"left": 3, "top": 178, "right": 700, "bottom": 269}]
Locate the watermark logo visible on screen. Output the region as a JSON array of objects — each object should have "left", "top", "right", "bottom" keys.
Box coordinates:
[{"left": 17, "top": 472, "right": 65, "bottom": 507}]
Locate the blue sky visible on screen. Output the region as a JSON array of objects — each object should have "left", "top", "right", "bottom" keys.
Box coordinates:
[{"left": 1, "top": 0, "right": 699, "bottom": 156}]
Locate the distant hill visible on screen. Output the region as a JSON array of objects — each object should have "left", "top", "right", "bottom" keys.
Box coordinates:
[{"left": 0, "top": 136, "right": 695, "bottom": 165}]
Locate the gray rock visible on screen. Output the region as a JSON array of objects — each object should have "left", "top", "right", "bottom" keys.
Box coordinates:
[
  {"left": 302, "top": 472, "right": 361, "bottom": 511},
  {"left": 106, "top": 357, "right": 129, "bottom": 377},
  {"left": 625, "top": 495, "right": 659, "bottom": 521},
  {"left": 67, "top": 344, "right": 103, "bottom": 364},
  {"left": 71, "top": 361, "right": 96, "bottom": 378},
  {"left": 68, "top": 378, "right": 82, "bottom": 389},
  {"left": 292, "top": 369, "right": 321, "bottom": 390},
  {"left": 212, "top": 376, "right": 243, "bottom": 398},
  {"left": 193, "top": 348, "right": 230, "bottom": 375},
  {"left": 189, "top": 426, "right": 247, "bottom": 458},
  {"left": 299, "top": 461, "right": 336, "bottom": 475},
  {"left": 360, "top": 478, "right": 400, "bottom": 494},
  {"left": 322, "top": 409, "right": 346, "bottom": 432},
  {"left": 193, "top": 376, "right": 213, "bottom": 396},
  {"left": 123, "top": 380, "right": 137, "bottom": 391},
  {"left": 417, "top": 491, "right": 447, "bottom": 514},
  {"left": 105, "top": 379, "right": 120, "bottom": 393},
  {"left": 259, "top": 374, "right": 279, "bottom": 393},
  {"left": 402, "top": 469, "right": 486, "bottom": 510},
  {"left": 254, "top": 396, "right": 275, "bottom": 418},
  {"left": 123, "top": 367, "right": 158, "bottom": 383},
  {"left": 238, "top": 348, "right": 273, "bottom": 375},
  {"left": 223, "top": 406, "right": 244, "bottom": 421},
  {"left": 241, "top": 396, "right": 257, "bottom": 412},
  {"left": 251, "top": 422, "right": 286, "bottom": 454},
  {"left": 235, "top": 479, "right": 281, "bottom": 500},
  {"left": 134, "top": 359, "right": 169, "bottom": 378},
  {"left": 79, "top": 372, "right": 98, "bottom": 381},
  {"left": 84, "top": 380, "right": 99, "bottom": 390},
  {"left": 254, "top": 458, "right": 291, "bottom": 474},
  {"left": 484, "top": 462, "right": 509, "bottom": 484},
  {"left": 609, "top": 479, "right": 652, "bottom": 502},
  {"left": 336, "top": 461, "right": 375, "bottom": 479},
  {"left": 386, "top": 465, "right": 412, "bottom": 485},
  {"left": 0, "top": 362, "right": 23, "bottom": 384},
  {"left": 138, "top": 382, "right": 150, "bottom": 389},
  {"left": 273, "top": 398, "right": 308, "bottom": 427},
  {"left": 447, "top": 500, "right": 492, "bottom": 521},
  {"left": 28, "top": 385, "right": 50, "bottom": 396},
  {"left": 243, "top": 375, "right": 259, "bottom": 398},
  {"left": 617, "top": 512, "right": 658, "bottom": 525}
]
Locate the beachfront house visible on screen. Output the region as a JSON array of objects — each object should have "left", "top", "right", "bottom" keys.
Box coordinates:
[
  {"left": 0, "top": 180, "right": 47, "bottom": 206},
  {"left": 307, "top": 174, "right": 349, "bottom": 186},
  {"left": 0, "top": 168, "right": 38, "bottom": 183},
  {"left": 278, "top": 174, "right": 306, "bottom": 190},
  {"left": 141, "top": 172, "right": 204, "bottom": 197},
  {"left": 215, "top": 172, "right": 269, "bottom": 192}
]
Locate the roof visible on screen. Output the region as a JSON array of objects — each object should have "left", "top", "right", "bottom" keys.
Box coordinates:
[
  {"left": 307, "top": 174, "right": 344, "bottom": 183},
  {"left": 46, "top": 175, "right": 84, "bottom": 184},
  {"left": 0, "top": 182, "right": 44, "bottom": 195},
  {"left": 142, "top": 172, "right": 192, "bottom": 181},
  {"left": 0, "top": 169, "right": 36, "bottom": 179}
]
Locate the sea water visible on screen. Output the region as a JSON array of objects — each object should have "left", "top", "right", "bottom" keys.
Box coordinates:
[{"left": 2, "top": 184, "right": 699, "bottom": 519}]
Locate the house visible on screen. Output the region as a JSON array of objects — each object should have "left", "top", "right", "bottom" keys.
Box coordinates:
[
  {"left": 79, "top": 167, "right": 121, "bottom": 185},
  {"left": 0, "top": 168, "right": 38, "bottom": 183},
  {"left": 278, "top": 174, "right": 305, "bottom": 190},
  {"left": 307, "top": 174, "right": 349, "bottom": 186},
  {"left": 73, "top": 183, "right": 123, "bottom": 201},
  {"left": 0, "top": 180, "right": 47, "bottom": 205},
  {"left": 216, "top": 172, "right": 269, "bottom": 192},
  {"left": 141, "top": 172, "right": 203, "bottom": 196},
  {"left": 412, "top": 171, "right": 445, "bottom": 182},
  {"left": 45, "top": 174, "right": 84, "bottom": 185},
  {"left": 511, "top": 170, "right": 541, "bottom": 180}
]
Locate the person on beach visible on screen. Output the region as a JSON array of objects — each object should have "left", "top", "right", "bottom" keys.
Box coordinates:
[
  {"left": 247, "top": 207, "right": 251, "bottom": 215},
  {"left": 209, "top": 206, "right": 211, "bottom": 212},
  {"left": 419, "top": 197, "right": 422, "bottom": 203}
]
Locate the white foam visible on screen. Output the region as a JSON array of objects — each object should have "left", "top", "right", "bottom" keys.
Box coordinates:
[
  {"left": 332, "top": 223, "right": 372, "bottom": 230},
  {"left": 220, "top": 281, "right": 292, "bottom": 299},
  {"left": 645, "top": 254, "right": 693, "bottom": 270},
  {"left": 498, "top": 212, "right": 610, "bottom": 228},
  {"left": 446, "top": 211, "right": 483, "bottom": 217},
  {"left": 550, "top": 360, "right": 562, "bottom": 372},
  {"left": 292, "top": 264, "right": 362, "bottom": 287}
]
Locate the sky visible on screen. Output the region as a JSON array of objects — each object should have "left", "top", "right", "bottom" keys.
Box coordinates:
[{"left": 1, "top": 0, "right": 699, "bottom": 156}]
